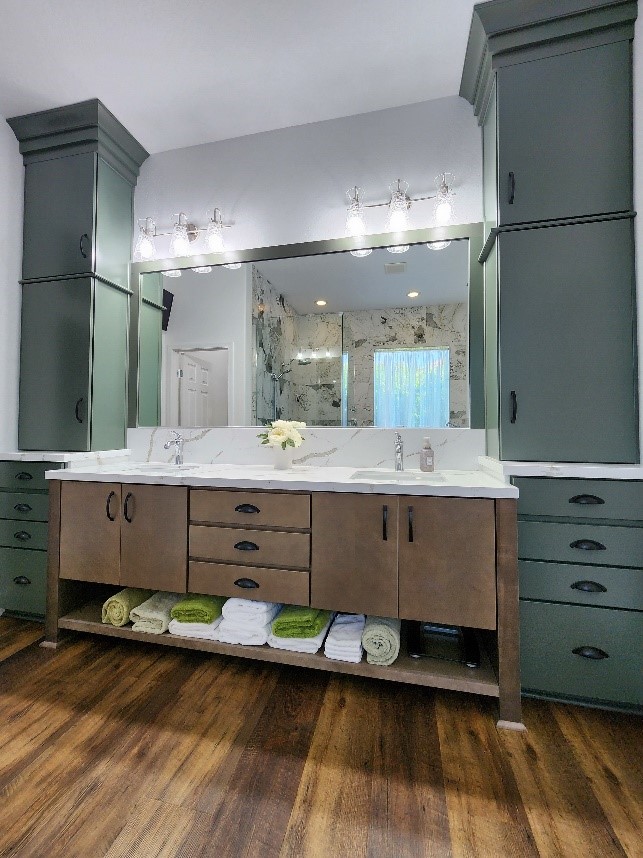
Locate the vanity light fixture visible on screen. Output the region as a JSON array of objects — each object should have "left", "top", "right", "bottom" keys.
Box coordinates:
[
  {"left": 434, "top": 172, "right": 455, "bottom": 226},
  {"left": 315, "top": 299, "right": 327, "bottom": 306},
  {"left": 426, "top": 240, "right": 451, "bottom": 251},
  {"left": 163, "top": 269, "right": 182, "bottom": 278},
  {"left": 169, "top": 212, "right": 193, "bottom": 257},
  {"left": 350, "top": 248, "right": 372, "bottom": 258},
  {"left": 223, "top": 262, "right": 242, "bottom": 270},
  {"left": 346, "top": 186, "right": 367, "bottom": 237},
  {"left": 133, "top": 217, "right": 157, "bottom": 261},
  {"left": 193, "top": 266, "right": 212, "bottom": 274},
  {"left": 387, "top": 244, "right": 410, "bottom": 254},
  {"left": 386, "top": 179, "right": 411, "bottom": 232},
  {"left": 205, "top": 208, "right": 226, "bottom": 253},
  {"left": 407, "top": 290, "right": 420, "bottom": 298}
]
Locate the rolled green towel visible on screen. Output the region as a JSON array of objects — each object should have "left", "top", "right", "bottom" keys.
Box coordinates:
[
  {"left": 362, "top": 616, "right": 401, "bottom": 666},
  {"left": 272, "top": 605, "right": 333, "bottom": 639},
  {"left": 171, "top": 594, "right": 227, "bottom": 624},
  {"left": 102, "top": 588, "right": 154, "bottom": 627}
]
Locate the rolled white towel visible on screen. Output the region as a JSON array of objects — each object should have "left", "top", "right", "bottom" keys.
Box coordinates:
[
  {"left": 268, "top": 615, "right": 334, "bottom": 655},
  {"left": 168, "top": 616, "right": 222, "bottom": 641},
  {"left": 217, "top": 618, "right": 272, "bottom": 646},
  {"left": 130, "top": 592, "right": 183, "bottom": 634},
  {"left": 324, "top": 613, "right": 365, "bottom": 662},
  {"left": 222, "top": 598, "right": 282, "bottom": 625}
]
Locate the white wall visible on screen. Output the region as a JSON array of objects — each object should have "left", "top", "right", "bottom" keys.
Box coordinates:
[
  {"left": 0, "top": 118, "right": 23, "bottom": 451},
  {"left": 633, "top": 17, "right": 643, "bottom": 455}
]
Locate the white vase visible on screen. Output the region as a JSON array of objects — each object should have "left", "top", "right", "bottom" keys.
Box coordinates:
[{"left": 273, "top": 445, "right": 294, "bottom": 470}]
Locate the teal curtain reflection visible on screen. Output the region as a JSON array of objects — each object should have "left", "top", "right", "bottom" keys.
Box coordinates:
[{"left": 374, "top": 348, "right": 449, "bottom": 427}]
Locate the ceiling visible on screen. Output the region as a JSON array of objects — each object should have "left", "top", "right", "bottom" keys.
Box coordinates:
[{"left": 0, "top": 0, "right": 477, "bottom": 154}]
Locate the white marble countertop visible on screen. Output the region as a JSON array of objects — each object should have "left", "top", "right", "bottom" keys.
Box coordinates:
[
  {"left": 45, "top": 462, "right": 518, "bottom": 498},
  {"left": 479, "top": 456, "right": 643, "bottom": 481},
  {"left": 0, "top": 449, "right": 131, "bottom": 464}
]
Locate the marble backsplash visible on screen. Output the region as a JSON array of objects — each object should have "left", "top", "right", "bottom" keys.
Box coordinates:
[{"left": 127, "top": 427, "right": 486, "bottom": 471}]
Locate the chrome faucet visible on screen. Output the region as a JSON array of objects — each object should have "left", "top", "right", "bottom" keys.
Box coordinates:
[
  {"left": 164, "top": 430, "right": 184, "bottom": 466},
  {"left": 394, "top": 432, "right": 404, "bottom": 471}
]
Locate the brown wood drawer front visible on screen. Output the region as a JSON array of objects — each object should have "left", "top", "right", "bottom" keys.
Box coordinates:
[
  {"left": 191, "top": 490, "right": 310, "bottom": 529},
  {"left": 189, "top": 561, "right": 310, "bottom": 606},
  {"left": 190, "top": 526, "right": 311, "bottom": 570}
]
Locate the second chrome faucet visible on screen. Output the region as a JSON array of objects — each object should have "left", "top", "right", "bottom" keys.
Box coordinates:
[{"left": 394, "top": 432, "right": 404, "bottom": 471}]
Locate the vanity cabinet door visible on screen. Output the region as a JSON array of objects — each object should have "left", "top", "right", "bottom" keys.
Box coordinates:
[
  {"left": 311, "top": 493, "right": 399, "bottom": 616},
  {"left": 59, "top": 481, "right": 121, "bottom": 584},
  {"left": 398, "top": 497, "right": 497, "bottom": 630}
]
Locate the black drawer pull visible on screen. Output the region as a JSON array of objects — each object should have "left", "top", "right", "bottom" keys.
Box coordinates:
[
  {"left": 15, "top": 471, "right": 33, "bottom": 481},
  {"left": 123, "top": 492, "right": 133, "bottom": 523},
  {"left": 234, "top": 577, "right": 260, "bottom": 589},
  {"left": 79, "top": 233, "right": 90, "bottom": 258},
  {"left": 13, "top": 530, "right": 31, "bottom": 542},
  {"left": 508, "top": 171, "right": 515, "bottom": 204},
  {"left": 572, "top": 646, "right": 609, "bottom": 660},
  {"left": 234, "top": 503, "right": 260, "bottom": 514},
  {"left": 234, "top": 540, "right": 259, "bottom": 551},
  {"left": 382, "top": 504, "right": 388, "bottom": 541},
  {"left": 13, "top": 503, "right": 32, "bottom": 513},
  {"left": 571, "top": 580, "right": 607, "bottom": 594},
  {"left": 510, "top": 390, "right": 517, "bottom": 423},
  {"left": 570, "top": 539, "right": 606, "bottom": 551},
  {"left": 569, "top": 494, "right": 605, "bottom": 506},
  {"left": 13, "top": 576, "right": 31, "bottom": 586},
  {"left": 408, "top": 506, "right": 414, "bottom": 543},
  {"left": 75, "top": 397, "right": 84, "bottom": 424},
  {"left": 106, "top": 491, "right": 117, "bottom": 521}
]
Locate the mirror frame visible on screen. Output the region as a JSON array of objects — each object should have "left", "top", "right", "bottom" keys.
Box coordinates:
[{"left": 128, "top": 222, "right": 484, "bottom": 429}]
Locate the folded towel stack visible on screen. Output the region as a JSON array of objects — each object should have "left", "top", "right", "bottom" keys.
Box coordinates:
[
  {"left": 130, "top": 592, "right": 183, "bottom": 634},
  {"left": 361, "top": 615, "right": 401, "bottom": 666},
  {"left": 168, "top": 618, "right": 222, "bottom": 640},
  {"left": 101, "top": 588, "right": 154, "bottom": 627},
  {"left": 218, "top": 598, "right": 282, "bottom": 646},
  {"left": 168, "top": 593, "right": 228, "bottom": 640},
  {"left": 324, "top": 613, "right": 365, "bottom": 663},
  {"left": 268, "top": 605, "right": 334, "bottom": 654}
]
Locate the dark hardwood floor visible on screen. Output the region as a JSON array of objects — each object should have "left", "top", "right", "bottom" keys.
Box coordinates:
[{"left": 0, "top": 616, "right": 640, "bottom": 857}]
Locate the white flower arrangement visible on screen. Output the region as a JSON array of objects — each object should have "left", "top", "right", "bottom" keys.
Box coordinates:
[{"left": 258, "top": 419, "right": 306, "bottom": 450}]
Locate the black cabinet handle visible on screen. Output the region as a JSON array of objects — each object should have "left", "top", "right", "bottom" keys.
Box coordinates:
[
  {"left": 13, "top": 576, "right": 30, "bottom": 586},
  {"left": 106, "top": 490, "right": 117, "bottom": 522},
  {"left": 570, "top": 539, "right": 606, "bottom": 551},
  {"left": 510, "top": 390, "right": 517, "bottom": 423},
  {"left": 234, "top": 503, "right": 260, "bottom": 514},
  {"left": 123, "top": 492, "right": 133, "bottom": 523},
  {"left": 571, "top": 580, "right": 607, "bottom": 594},
  {"left": 75, "top": 398, "right": 84, "bottom": 424},
  {"left": 408, "top": 506, "right": 414, "bottom": 543},
  {"left": 13, "top": 530, "right": 31, "bottom": 542},
  {"left": 234, "top": 577, "right": 260, "bottom": 589},
  {"left": 79, "top": 233, "right": 90, "bottom": 258},
  {"left": 13, "top": 503, "right": 32, "bottom": 513},
  {"left": 234, "top": 540, "right": 259, "bottom": 551},
  {"left": 15, "top": 471, "right": 33, "bottom": 481},
  {"left": 382, "top": 504, "right": 388, "bottom": 541},
  {"left": 572, "top": 646, "right": 609, "bottom": 660},
  {"left": 569, "top": 494, "right": 605, "bottom": 506},
  {"left": 508, "top": 171, "right": 515, "bottom": 204}
]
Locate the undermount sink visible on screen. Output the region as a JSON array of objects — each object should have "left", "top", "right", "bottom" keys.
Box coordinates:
[{"left": 350, "top": 469, "right": 445, "bottom": 483}]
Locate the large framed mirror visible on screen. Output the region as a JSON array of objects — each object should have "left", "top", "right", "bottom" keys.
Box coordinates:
[{"left": 128, "top": 223, "right": 484, "bottom": 430}]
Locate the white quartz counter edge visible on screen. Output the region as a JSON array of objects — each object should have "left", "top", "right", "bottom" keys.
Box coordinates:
[
  {"left": 479, "top": 456, "right": 643, "bottom": 481},
  {"left": 0, "top": 449, "right": 131, "bottom": 464},
  {"left": 45, "top": 464, "right": 518, "bottom": 499}
]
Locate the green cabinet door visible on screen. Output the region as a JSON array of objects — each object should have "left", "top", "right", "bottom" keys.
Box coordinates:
[
  {"left": 90, "top": 281, "right": 129, "bottom": 450},
  {"left": 95, "top": 157, "right": 133, "bottom": 290},
  {"left": 19, "top": 279, "right": 92, "bottom": 451},
  {"left": 497, "top": 41, "right": 632, "bottom": 225},
  {"left": 498, "top": 219, "right": 638, "bottom": 463},
  {"left": 22, "top": 152, "right": 96, "bottom": 281}
]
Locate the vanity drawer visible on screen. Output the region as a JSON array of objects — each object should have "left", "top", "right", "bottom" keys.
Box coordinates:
[
  {"left": 518, "top": 520, "right": 643, "bottom": 568},
  {"left": 520, "top": 600, "right": 643, "bottom": 706},
  {"left": 0, "top": 547, "right": 47, "bottom": 616},
  {"left": 0, "top": 520, "right": 48, "bottom": 551},
  {"left": 190, "top": 490, "right": 310, "bottom": 530},
  {"left": 190, "top": 525, "right": 311, "bottom": 570},
  {"left": 514, "top": 477, "right": 643, "bottom": 522},
  {"left": 519, "top": 560, "right": 643, "bottom": 611},
  {"left": 189, "top": 561, "right": 309, "bottom": 606},
  {"left": 0, "top": 492, "right": 50, "bottom": 522},
  {"left": 0, "top": 462, "right": 61, "bottom": 492}
]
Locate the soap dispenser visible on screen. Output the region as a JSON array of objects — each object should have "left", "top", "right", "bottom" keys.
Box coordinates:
[{"left": 419, "top": 437, "right": 434, "bottom": 472}]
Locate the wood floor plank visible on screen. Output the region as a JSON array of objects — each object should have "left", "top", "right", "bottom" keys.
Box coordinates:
[
  {"left": 435, "top": 691, "right": 539, "bottom": 858},
  {"left": 500, "top": 698, "right": 629, "bottom": 858},
  {"left": 104, "top": 798, "right": 213, "bottom": 858},
  {"left": 0, "top": 616, "right": 43, "bottom": 662}
]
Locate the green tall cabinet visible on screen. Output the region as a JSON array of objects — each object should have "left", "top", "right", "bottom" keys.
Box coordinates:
[{"left": 8, "top": 99, "right": 148, "bottom": 452}]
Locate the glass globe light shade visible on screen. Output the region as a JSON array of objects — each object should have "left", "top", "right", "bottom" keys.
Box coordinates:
[
  {"left": 133, "top": 219, "right": 156, "bottom": 261},
  {"left": 350, "top": 248, "right": 373, "bottom": 258},
  {"left": 387, "top": 244, "right": 409, "bottom": 254},
  {"left": 224, "top": 262, "right": 242, "bottom": 270},
  {"left": 434, "top": 199, "right": 453, "bottom": 226},
  {"left": 205, "top": 221, "right": 226, "bottom": 253},
  {"left": 193, "top": 266, "right": 212, "bottom": 274},
  {"left": 163, "top": 269, "right": 182, "bottom": 277},
  {"left": 169, "top": 219, "right": 190, "bottom": 257},
  {"left": 426, "top": 240, "right": 451, "bottom": 251}
]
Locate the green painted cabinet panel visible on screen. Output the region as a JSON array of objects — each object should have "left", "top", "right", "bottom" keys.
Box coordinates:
[
  {"left": 519, "top": 560, "right": 643, "bottom": 611},
  {"left": 22, "top": 152, "right": 96, "bottom": 281},
  {"left": 498, "top": 219, "right": 638, "bottom": 463},
  {"left": 0, "top": 520, "right": 48, "bottom": 551},
  {"left": 95, "top": 158, "right": 133, "bottom": 290},
  {"left": 0, "top": 462, "right": 61, "bottom": 491},
  {"left": 90, "top": 281, "right": 129, "bottom": 451},
  {"left": 520, "top": 600, "right": 643, "bottom": 706},
  {"left": 0, "top": 547, "right": 47, "bottom": 617},
  {"left": 514, "top": 477, "right": 643, "bottom": 521},
  {"left": 138, "top": 297, "right": 163, "bottom": 427},
  {"left": 497, "top": 41, "right": 632, "bottom": 226},
  {"left": 0, "top": 492, "right": 49, "bottom": 522},
  {"left": 519, "top": 520, "right": 643, "bottom": 569}
]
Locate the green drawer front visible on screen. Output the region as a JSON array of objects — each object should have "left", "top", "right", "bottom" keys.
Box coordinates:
[
  {"left": 0, "top": 547, "right": 47, "bottom": 616},
  {"left": 519, "top": 560, "right": 643, "bottom": 611},
  {"left": 0, "top": 519, "right": 48, "bottom": 551},
  {"left": 519, "top": 520, "right": 643, "bottom": 569},
  {"left": 520, "top": 600, "right": 643, "bottom": 706},
  {"left": 0, "top": 462, "right": 61, "bottom": 491},
  {"left": 514, "top": 478, "right": 643, "bottom": 522},
  {"left": 0, "top": 492, "right": 49, "bottom": 522}
]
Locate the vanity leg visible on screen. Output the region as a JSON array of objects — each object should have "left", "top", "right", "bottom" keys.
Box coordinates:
[
  {"left": 44, "top": 480, "right": 62, "bottom": 646},
  {"left": 495, "top": 499, "right": 526, "bottom": 731}
]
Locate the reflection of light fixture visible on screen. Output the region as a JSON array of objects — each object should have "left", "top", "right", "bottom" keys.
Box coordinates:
[
  {"left": 205, "top": 208, "right": 226, "bottom": 253},
  {"left": 193, "top": 266, "right": 212, "bottom": 274},
  {"left": 434, "top": 172, "right": 455, "bottom": 225},
  {"left": 387, "top": 179, "right": 411, "bottom": 231},
  {"left": 223, "top": 262, "right": 241, "bottom": 270},
  {"left": 387, "top": 244, "right": 409, "bottom": 254},
  {"left": 350, "top": 248, "right": 372, "bottom": 258},
  {"left": 326, "top": 349, "right": 331, "bottom": 357},
  {"left": 163, "top": 269, "right": 181, "bottom": 277},
  {"left": 169, "top": 212, "right": 192, "bottom": 257},
  {"left": 346, "top": 186, "right": 367, "bottom": 237},
  {"left": 133, "top": 217, "right": 157, "bottom": 261},
  {"left": 315, "top": 299, "right": 327, "bottom": 306},
  {"left": 407, "top": 291, "right": 420, "bottom": 298},
  {"left": 426, "top": 240, "right": 451, "bottom": 251}
]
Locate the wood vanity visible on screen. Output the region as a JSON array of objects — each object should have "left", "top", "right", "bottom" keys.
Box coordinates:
[{"left": 45, "top": 470, "right": 522, "bottom": 729}]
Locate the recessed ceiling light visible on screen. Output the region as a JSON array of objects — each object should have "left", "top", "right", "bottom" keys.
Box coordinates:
[
  {"left": 315, "top": 299, "right": 327, "bottom": 306},
  {"left": 407, "top": 291, "right": 420, "bottom": 298}
]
